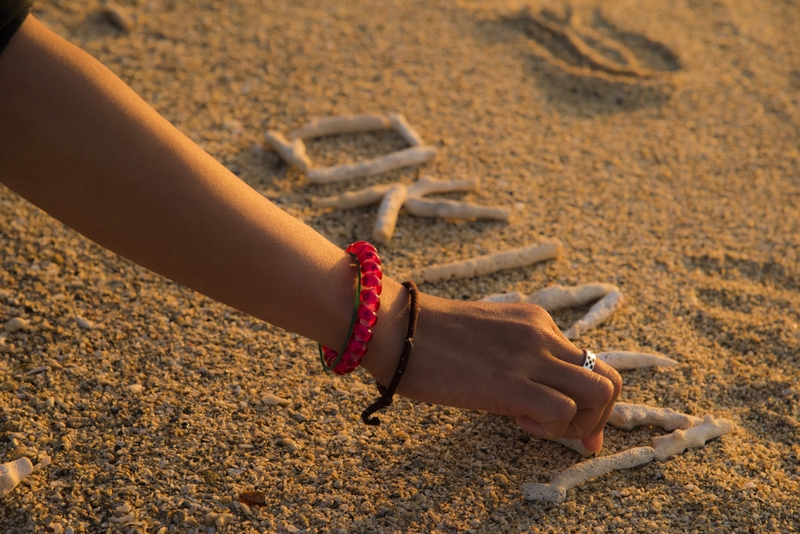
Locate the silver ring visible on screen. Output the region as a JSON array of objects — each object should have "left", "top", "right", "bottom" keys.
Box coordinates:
[{"left": 582, "top": 349, "right": 597, "bottom": 371}]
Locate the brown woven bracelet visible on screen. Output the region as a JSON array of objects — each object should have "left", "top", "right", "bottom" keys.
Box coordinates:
[{"left": 361, "top": 280, "right": 419, "bottom": 426}]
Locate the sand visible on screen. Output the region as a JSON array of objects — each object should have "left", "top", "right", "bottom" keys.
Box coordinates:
[{"left": 1, "top": 0, "right": 799, "bottom": 532}]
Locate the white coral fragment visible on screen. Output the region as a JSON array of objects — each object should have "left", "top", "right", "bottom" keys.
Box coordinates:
[
  {"left": 268, "top": 114, "right": 436, "bottom": 181},
  {"left": 407, "top": 238, "right": 563, "bottom": 284},
  {"left": 521, "top": 447, "right": 655, "bottom": 503},
  {"left": 372, "top": 184, "right": 408, "bottom": 243},
  {"left": 555, "top": 437, "right": 594, "bottom": 458},
  {"left": 479, "top": 283, "right": 622, "bottom": 339},
  {"left": 263, "top": 131, "right": 312, "bottom": 171},
  {"left": 288, "top": 113, "right": 391, "bottom": 140},
  {"left": 597, "top": 351, "right": 679, "bottom": 370},
  {"left": 563, "top": 289, "right": 624, "bottom": 340},
  {"left": 306, "top": 146, "right": 437, "bottom": 183},
  {"left": 652, "top": 415, "right": 734, "bottom": 461},
  {"left": 481, "top": 291, "right": 525, "bottom": 304},
  {"left": 403, "top": 198, "right": 510, "bottom": 221},
  {"left": 608, "top": 402, "right": 702, "bottom": 431},
  {"left": 388, "top": 113, "right": 425, "bottom": 146},
  {"left": 315, "top": 184, "right": 395, "bottom": 209},
  {"left": 316, "top": 175, "right": 505, "bottom": 241},
  {"left": 406, "top": 176, "right": 479, "bottom": 197},
  {"left": 0, "top": 457, "right": 34, "bottom": 498},
  {"left": 261, "top": 394, "right": 291, "bottom": 406},
  {"left": 525, "top": 283, "right": 617, "bottom": 312},
  {"left": 555, "top": 403, "right": 700, "bottom": 458}
]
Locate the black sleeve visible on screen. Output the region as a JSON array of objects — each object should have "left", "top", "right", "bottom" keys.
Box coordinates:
[{"left": 0, "top": 0, "right": 32, "bottom": 58}]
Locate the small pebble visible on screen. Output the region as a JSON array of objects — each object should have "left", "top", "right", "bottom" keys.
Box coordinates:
[
  {"left": 4, "top": 317, "right": 26, "bottom": 332},
  {"left": 279, "top": 437, "right": 300, "bottom": 452},
  {"left": 201, "top": 470, "right": 219, "bottom": 484},
  {"left": 109, "top": 512, "right": 135, "bottom": 523},
  {"left": 33, "top": 455, "right": 52, "bottom": 472},
  {"left": 743, "top": 481, "right": 757, "bottom": 489},
  {"left": 0, "top": 380, "right": 19, "bottom": 392},
  {"left": 223, "top": 119, "right": 244, "bottom": 135},
  {"left": 128, "top": 384, "right": 144, "bottom": 394},
  {"left": 261, "top": 394, "right": 291, "bottom": 406},
  {"left": 215, "top": 513, "right": 234, "bottom": 527},
  {"left": 75, "top": 316, "right": 93, "bottom": 329},
  {"left": 103, "top": 2, "right": 135, "bottom": 32}
]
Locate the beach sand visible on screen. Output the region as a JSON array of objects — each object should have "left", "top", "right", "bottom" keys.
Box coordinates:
[{"left": 1, "top": 0, "right": 799, "bottom": 531}]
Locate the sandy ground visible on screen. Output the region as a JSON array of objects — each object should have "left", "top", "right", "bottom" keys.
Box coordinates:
[{"left": 2, "top": 0, "right": 800, "bottom": 532}]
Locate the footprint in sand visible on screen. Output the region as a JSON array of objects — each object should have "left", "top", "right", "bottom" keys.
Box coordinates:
[
  {"left": 684, "top": 252, "right": 800, "bottom": 442},
  {"left": 509, "top": 5, "right": 681, "bottom": 85},
  {"left": 685, "top": 252, "right": 800, "bottom": 361}
]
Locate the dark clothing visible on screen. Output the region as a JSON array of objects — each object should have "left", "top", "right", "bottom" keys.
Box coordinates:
[{"left": 0, "top": 0, "right": 31, "bottom": 58}]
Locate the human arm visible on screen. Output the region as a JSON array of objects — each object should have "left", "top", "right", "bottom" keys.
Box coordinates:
[{"left": 0, "top": 16, "right": 620, "bottom": 451}]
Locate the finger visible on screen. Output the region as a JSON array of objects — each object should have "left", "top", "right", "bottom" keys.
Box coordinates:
[
  {"left": 586, "top": 359, "right": 622, "bottom": 436},
  {"left": 506, "top": 380, "right": 577, "bottom": 440},
  {"left": 530, "top": 357, "right": 616, "bottom": 438},
  {"left": 530, "top": 333, "right": 622, "bottom": 440},
  {"left": 580, "top": 431, "right": 604, "bottom": 454},
  {"left": 559, "top": 360, "right": 621, "bottom": 445}
]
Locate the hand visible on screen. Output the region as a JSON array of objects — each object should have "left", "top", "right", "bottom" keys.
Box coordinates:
[{"left": 363, "top": 291, "right": 622, "bottom": 453}]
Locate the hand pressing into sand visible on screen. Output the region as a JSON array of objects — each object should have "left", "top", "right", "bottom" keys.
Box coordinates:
[
  {"left": 0, "top": 17, "right": 620, "bottom": 453},
  {"left": 361, "top": 289, "right": 622, "bottom": 453}
]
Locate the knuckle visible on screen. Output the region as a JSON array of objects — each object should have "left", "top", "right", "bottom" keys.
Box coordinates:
[
  {"left": 568, "top": 419, "right": 594, "bottom": 439},
  {"left": 608, "top": 369, "right": 623, "bottom": 396},
  {"left": 553, "top": 397, "right": 577, "bottom": 422},
  {"left": 594, "top": 376, "right": 616, "bottom": 402},
  {"left": 519, "top": 304, "right": 556, "bottom": 331}
]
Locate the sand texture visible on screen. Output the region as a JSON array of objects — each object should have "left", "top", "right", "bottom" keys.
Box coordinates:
[{"left": 2, "top": 0, "right": 800, "bottom": 532}]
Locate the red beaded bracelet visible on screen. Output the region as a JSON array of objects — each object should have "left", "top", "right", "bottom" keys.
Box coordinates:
[{"left": 319, "top": 241, "right": 383, "bottom": 375}]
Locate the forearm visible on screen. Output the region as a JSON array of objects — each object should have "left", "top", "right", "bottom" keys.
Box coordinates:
[
  {"left": 0, "top": 17, "right": 621, "bottom": 446},
  {"left": 0, "top": 17, "right": 408, "bottom": 367}
]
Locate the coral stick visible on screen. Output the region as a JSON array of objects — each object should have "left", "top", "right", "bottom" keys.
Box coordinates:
[
  {"left": 521, "top": 447, "right": 656, "bottom": 503},
  {"left": 372, "top": 184, "right": 408, "bottom": 243},
  {"left": 525, "top": 283, "right": 617, "bottom": 312},
  {"left": 307, "top": 146, "right": 437, "bottom": 183},
  {"left": 407, "top": 238, "right": 563, "bottom": 284},
  {"left": 563, "top": 289, "right": 624, "bottom": 340},
  {"left": 403, "top": 198, "right": 510, "bottom": 221},
  {"left": 315, "top": 184, "right": 395, "bottom": 209},
  {"left": 288, "top": 114, "right": 391, "bottom": 140},
  {"left": 263, "top": 131, "right": 312, "bottom": 171}
]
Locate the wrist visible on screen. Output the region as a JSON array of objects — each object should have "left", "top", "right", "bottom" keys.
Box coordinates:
[{"left": 359, "top": 276, "right": 410, "bottom": 385}]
